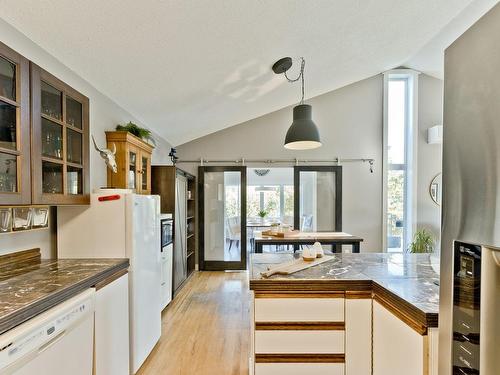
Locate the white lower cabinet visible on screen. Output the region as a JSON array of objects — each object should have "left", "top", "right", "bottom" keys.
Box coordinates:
[
  {"left": 160, "top": 244, "right": 173, "bottom": 310},
  {"left": 95, "top": 273, "right": 130, "bottom": 375},
  {"left": 253, "top": 295, "right": 346, "bottom": 375},
  {"left": 345, "top": 298, "right": 372, "bottom": 375},
  {"left": 255, "top": 330, "right": 344, "bottom": 354},
  {"left": 373, "top": 300, "right": 427, "bottom": 375},
  {"left": 251, "top": 294, "right": 436, "bottom": 375},
  {"left": 255, "top": 363, "right": 344, "bottom": 375}
]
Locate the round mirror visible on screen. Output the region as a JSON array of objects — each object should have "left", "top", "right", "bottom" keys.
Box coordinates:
[{"left": 430, "top": 173, "right": 442, "bottom": 206}]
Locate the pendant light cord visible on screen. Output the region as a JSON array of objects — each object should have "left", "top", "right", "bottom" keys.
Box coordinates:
[{"left": 284, "top": 57, "right": 305, "bottom": 104}]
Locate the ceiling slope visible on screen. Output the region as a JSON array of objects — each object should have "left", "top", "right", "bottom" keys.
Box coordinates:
[{"left": 0, "top": 0, "right": 483, "bottom": 145}]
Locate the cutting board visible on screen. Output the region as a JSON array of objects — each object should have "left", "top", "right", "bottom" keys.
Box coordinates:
[
  {"left": 260, "top": 255, "right": 335, "bottom": 278},
  {"left": 261, "top": 229, "right": 299, "bottom": 238}
]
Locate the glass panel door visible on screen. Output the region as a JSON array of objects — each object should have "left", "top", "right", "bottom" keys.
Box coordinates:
[
  {"left": 199, "top": 166, "right": 247, "bottom": 270},
  {"left": 128, "top": 150, "right": 137, "bottom": 189},
  {"left": 294, "top": 166, "right": 342, "bottom": 232},
  {"left": 0, "top": 56, "right": 16, "bottom": 101},
  {"left": 141, "top": 155, "right": 148, "bottom": 191},
  {"left": 0, "top": 101, "right": 16, "bottom": 150},
  {"left": 0, "top": 152, "right": 16, "bottom": 192},
  {"left": 0, "top": 46, "right": 30, "bottom": 204}
]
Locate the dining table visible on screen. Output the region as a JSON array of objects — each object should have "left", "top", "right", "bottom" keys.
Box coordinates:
[
  {"left": 253, "top": 231, "right": 363, "bottom": 253},
  {"left": 246, "top": 220, "right": 283, "bottom": 251}
]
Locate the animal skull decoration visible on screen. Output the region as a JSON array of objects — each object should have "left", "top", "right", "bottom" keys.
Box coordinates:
[{"left": 92, "top": 135, "right": 117, "bottom": 173}]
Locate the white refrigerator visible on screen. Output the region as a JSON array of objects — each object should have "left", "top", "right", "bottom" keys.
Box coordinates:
[{"left": 57, "top": 189, "right": 161, "bottom": 374}]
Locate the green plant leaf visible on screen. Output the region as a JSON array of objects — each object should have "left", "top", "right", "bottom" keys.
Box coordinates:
[
  {"left": 115, "top": 122, "right": 156, "bottom": 146},
  {"left": 408, "top": 229, "right": 435, "bottom": 253}
]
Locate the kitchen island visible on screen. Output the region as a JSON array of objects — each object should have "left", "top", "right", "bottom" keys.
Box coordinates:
[{"left": 249, "top": 252, "right": 439, "bottom": 375}]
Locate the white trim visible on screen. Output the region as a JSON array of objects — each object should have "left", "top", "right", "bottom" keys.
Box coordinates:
[
  {"left": 406, "top": 71, "right": 419, "bottom": 249},
  {"left": 382, "top": 73, "right": 389, "bottom": 252},
  {"left": 382, "top": 69, "right": 420, "bottom": 252}
]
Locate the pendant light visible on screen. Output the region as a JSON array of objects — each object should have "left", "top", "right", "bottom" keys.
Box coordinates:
[{"left": 272, "top": 57, "right": 321, "bottom": 150}]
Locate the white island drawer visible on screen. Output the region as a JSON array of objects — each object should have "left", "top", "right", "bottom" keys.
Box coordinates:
[
  {"left": 255, "top": 330, "right": 344, "bottom": 354},
  {"left": 255, "top": 363, "right": 344, "bottom": 375},
  {"left": 255, "top": 298, "right": 344, "bottom": 322}
]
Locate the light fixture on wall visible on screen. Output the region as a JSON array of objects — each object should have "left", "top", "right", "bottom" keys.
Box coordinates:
[
  {"left": 272, "top": 57, "right": 321, "bottom": 150},
  {"left": 253, "top": 169, "right": 270, "bottom": 177}
]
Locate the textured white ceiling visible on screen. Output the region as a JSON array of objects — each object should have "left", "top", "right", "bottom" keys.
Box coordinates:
[{"left": 0, "top": 0, "right": 484, "bottom": 145}]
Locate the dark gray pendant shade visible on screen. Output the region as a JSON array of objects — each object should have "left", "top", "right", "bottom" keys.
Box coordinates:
[{"left": 284, "top": 104, "right": 322, "bottom": 150}]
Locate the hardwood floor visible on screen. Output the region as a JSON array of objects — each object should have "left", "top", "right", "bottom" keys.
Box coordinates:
[{"left": 137, "top": 271, "right": 250, "bottom": 375}]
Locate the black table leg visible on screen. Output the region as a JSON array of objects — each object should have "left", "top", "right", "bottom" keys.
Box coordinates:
[
  {"left": 352, "top": 242, "right": 360, "bottom": 253},
  {"left": 255, "top": 242, "right": 263, "bottom": 253}
]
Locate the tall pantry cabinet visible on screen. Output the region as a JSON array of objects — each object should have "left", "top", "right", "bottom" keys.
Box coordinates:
[{"left": 152, "top": 166, "right": 196, "bottom": 293}]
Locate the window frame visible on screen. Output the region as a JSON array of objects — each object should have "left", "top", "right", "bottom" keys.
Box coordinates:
[{"left": 382, "top": 69, "right": 419, "bottom": 252}]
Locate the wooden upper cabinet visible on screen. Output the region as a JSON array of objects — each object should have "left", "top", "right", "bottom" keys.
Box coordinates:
[
  {"left": 30, "top": 64, "right": 90, "bottom": 205},
  {"left": 105, "top": 131, "right": 153, "bottom": 194},
  {"left": 0, "top": 42, "right": 31, "bottom": 205}
]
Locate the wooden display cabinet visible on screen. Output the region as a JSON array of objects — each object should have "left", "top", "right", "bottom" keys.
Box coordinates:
[
  {"left": 30, "top": 64, "right": 90, "bottom": 205},
  {"left": 105, "top": 131, "right": 153, "bottom": 194},
  {"left": 0, "top": 42, "right": 31, "bottom": 205},
  {"left": 152, "top": 166, "right": 197, "bottom": 293}
]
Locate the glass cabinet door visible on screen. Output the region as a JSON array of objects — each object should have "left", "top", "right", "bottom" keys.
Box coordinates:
[
  {"left": 141, "top": 154, "right": 149, "bottom": 192},
  {"left": 31, "top": 63, "right": 89, "bottom": 204},
  {"left": 41, "top": 82, "right": 62, "bottom": 121},
  {"left": 0, "top": 42, "right": 30, "bottom": 204},
  {"left": 129, "top": 150, "right": 137, "bottom": 190}
]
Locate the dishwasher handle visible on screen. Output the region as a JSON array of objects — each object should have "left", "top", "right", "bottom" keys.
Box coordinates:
[{"left": 37, "top": 330, "right": 66, "bottom": 354}]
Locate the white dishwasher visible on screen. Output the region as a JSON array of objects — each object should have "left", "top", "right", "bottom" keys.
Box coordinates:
[{"left": 0, "top": 289, "right": 95, "bottom": 375}]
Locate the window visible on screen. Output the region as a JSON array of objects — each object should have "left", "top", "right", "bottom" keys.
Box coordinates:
[
  {"left": 383, "top": 70, "right": 419, "bottom": 252},
  {"left": 246, "top": 184, "right": 294, "bottom": 220}
]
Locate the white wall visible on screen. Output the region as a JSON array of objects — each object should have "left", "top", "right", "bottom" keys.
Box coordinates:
[
  {"left": 0, "top": 18, "right": 172, "bottom": 258},
  {"left": 417, "top": 74, "right": 443, "bottom": 248},
  {"left": 178, "top": 75, "right": 384, "bottom": 251},
  {"left": 178, "top": 73, "right": 443, "bottom": 252}
]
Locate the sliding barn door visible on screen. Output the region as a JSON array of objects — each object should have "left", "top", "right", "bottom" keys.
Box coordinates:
[
  {"left": 293, "top": 166, "right": 342, "bottom": 232},
  {"left": 199, "top": 166, "right": 247, "bottom": 270}
]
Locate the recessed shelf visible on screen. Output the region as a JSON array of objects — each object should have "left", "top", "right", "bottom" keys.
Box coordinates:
[
  {"left": 187, "top": 216, "right": 194, "bottom": 220},
  {"left": 187, "top": 250, "right": 195, "bottom": 258},
  {"left": 187, "top": 233, "right": 195, "bottom": 239}
]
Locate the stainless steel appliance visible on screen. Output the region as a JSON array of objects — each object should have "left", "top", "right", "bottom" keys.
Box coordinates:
[
  {"left": 174, "top": 174, "right": 188, "bottom": 291},
  {"left": 161, "top": 214, "right": 173, "bottom": 248},
  {"left": 452, "top": 242, "right": 481, "bottom": 374},
  {"left": 440, "top": 3, "right": 500, "bottom": 374}
]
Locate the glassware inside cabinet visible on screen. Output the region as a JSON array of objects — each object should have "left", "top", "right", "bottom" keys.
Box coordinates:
[
  {"left": 66, "top": 96, "right": 82, "bottom": 129},
  {"left": 67, "top": 166, "right": 82, "bottom": 195},
  {"left": 0, "top": 152, "right": 17, "bottom": 192},
  {"left": 0, "top": 56, "right": 16, "bottom": 101},
  {"left": 42, "top": 161, "right": 63, "bottom": 194},
  {"left": 0, "top": 208, "right": 11, "bottom": 232},
  {"left": 32, "top": 207, "right": 49, "bottom": 228},
  {"left": 12, "top": 207, "right": 32, "bottom": 231},
  {"left": 0, "top": 100, "right": 17, "bottom": 150},
  {"left": 41, "top": 81, "right": 62, "bottom": 120},
  {"left": 41, "top": 118, "right": 63, "bottom": 159},
  {"left": 67, "top": 128, "right": 82, "bottom": 164}
]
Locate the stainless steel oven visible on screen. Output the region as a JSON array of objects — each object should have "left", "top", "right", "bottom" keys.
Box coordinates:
[{"left": 160, "top": 214, "right": 173, "bottom": 249}]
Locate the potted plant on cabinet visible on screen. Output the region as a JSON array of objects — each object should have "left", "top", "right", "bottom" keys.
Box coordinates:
[{"left": 116, "top": 122, "right": 156, "bottom": 146}]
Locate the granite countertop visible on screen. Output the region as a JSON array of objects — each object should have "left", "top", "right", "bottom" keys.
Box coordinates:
[
  {"left": 0, "top": 255, "right": 129, "bottom": 334},
  {"left": 250, "top": 252, "right": 440, "bottom": 330}
]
